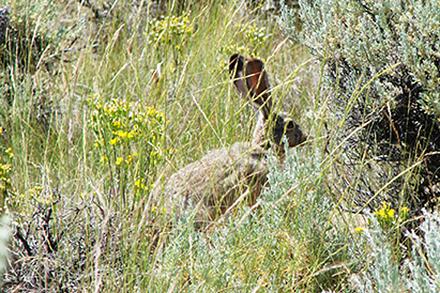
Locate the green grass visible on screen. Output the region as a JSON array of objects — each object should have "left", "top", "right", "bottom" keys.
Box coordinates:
[{"left": 1, "top": 0, "right": 434, "bottom": 291}]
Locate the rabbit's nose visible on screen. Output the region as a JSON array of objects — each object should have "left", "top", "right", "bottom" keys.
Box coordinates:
[
  {"left": 301, "top": 134, "right": 308, "bottom": 143},
  {"left": 301, "top": 134, "right": 313, "bottom": 145}
]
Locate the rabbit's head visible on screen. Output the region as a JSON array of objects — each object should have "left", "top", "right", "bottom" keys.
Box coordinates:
[{"left": 229, "top": 54, "right": 307, "bottom": 149}]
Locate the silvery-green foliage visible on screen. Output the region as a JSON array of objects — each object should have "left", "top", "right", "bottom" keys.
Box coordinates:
[
  {"left": 262, "top": 146, "right": 332, "bottom": 242},
  {"left": 351, "top": 211, "right": 440, "bottom": 292},
  {"left": 350, "top": 218, "right": 401, "bottom": 292},
  {"left": 282, "top": 0, "right": 440, "bottom": 141},
  {"left": 153, "top": 148, "right": 344, "bottom": 291},
  {"left": 286, "top": 0, "right": 440, "bottom": 112},
  {"left": 404, "top": 210, "right": 440, "bottom": 292},
  {"left": 279, "top": 0, "right": 440, "bottom": 210},
  {"left": 0, "top": 215, "right": 10, "bottom": 284}
]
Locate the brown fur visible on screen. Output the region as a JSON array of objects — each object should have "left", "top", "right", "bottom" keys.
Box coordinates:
[{"left": 152, "top": 143, "right": 267, "bottom": 228}]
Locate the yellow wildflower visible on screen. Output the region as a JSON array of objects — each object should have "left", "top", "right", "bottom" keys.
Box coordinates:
[
  {"left": 94, "top": 138, "right": 104, "bottom": 148},
  {"left": 110, "top": 138, "right": 119, "bottom": 145},
  {"left": 374, "top": 202, "right": 395, "bottom": 223},
  {"left": 146, "top": 106, "right": 158, "bottom": 117},
  {"left": 135, "top": 179, "right": 147, "bottom": 190},
  {"left": 116, "top": 157, "right": 124, "bottom": 166},
  {"left": 104, "top": 105, "right": 117, "bottom": 115},
  {"left": 112, "top": 120, "right": 122, "bottom": 128},
  {"left": 0, "top": 164, "right": 11, "bottom": 172},
  {"left": 127, "top": 130, "right": 137, "bottom": 139},
  {"left": 115, "top": 130, "right": 128, "bottom": 139},
  {"left": 126, "top": 155, "right": 134, "bottom": 165},
  {"left": 387, "top": 208, "right": 395, "bottom": 218},
  {"left": 6, "top": 148, "right": 13, "bottom": 158},
  {"left": 29, "top": 185, "right": 43, "bottom": 194},
  {"left": 354, "top": 227, "right": 365, "bottom": 234},
  {"left": 399, "top": 206, "right": 410, "bottom": 220}
]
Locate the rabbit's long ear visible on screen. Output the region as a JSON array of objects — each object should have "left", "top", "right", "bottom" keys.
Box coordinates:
[
  {"left": 244, "top": 58, "right": 272, "bottom": 119},
  {"left": 229, "top": 54, "right": 247, "bottom": 98}
]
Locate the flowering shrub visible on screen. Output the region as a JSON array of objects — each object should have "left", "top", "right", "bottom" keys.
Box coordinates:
[
  {"left": 218, "top": 22, "right": 270, "bottom": 75},
  {"left": 370, "top": 201, "right": 410, "bottom": 242},
  {"left": 245, "top": 23, "right": 270, "bottom": 56},
  {"left": 220, "top": 23, "right": 270, "bottom": 58},
  {"left": 146, "top": 14, "right": 194, "bottom": 60},
  {"left": 87, "top": 96, "right": 167, "bottom": 201},
  {"left": 373, "top": 202, "right": 394, "bottom": 227}
]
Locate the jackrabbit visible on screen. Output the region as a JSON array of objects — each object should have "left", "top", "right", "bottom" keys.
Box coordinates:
[{"left": 151, "top": 54, "right": 307, "bottom": 228}]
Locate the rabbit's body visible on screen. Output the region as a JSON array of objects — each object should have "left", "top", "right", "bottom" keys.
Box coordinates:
[
  {"left": 154, "top": 142, "right": 268, "bottom": 226},
  {"left": 151, "top": 54, "right": 307, "bottom": 228}
]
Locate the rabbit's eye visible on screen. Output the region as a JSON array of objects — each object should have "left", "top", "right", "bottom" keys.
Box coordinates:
[{"left": 286, "top": 120, "right": 295, "bottom": 130}]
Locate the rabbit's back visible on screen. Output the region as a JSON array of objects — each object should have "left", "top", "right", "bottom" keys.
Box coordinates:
[{"left": 153, "top": 142, "right": 269, "bottom": 226}]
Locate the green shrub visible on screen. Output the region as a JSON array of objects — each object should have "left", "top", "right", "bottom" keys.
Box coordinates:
[{"left": 280, "top": 0, "right": 440, "bottom": 211}]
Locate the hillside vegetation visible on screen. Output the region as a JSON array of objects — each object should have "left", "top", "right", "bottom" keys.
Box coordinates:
[{"left": 0, "top": 0, "right": 439, "bottom": 291}]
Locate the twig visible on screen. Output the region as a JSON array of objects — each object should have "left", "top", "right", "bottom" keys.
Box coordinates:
[
  {"left": 14, "top": 227, "right": 33, "bottom": 256},
  {"left": 42, "top": 207, "right": 58, "bottom": 253}
]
